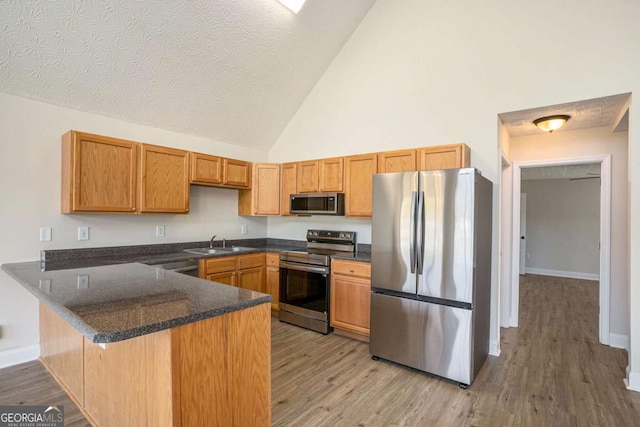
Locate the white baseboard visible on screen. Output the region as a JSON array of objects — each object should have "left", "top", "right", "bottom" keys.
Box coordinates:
[
  {"left": 0, "top": 345, "right": 40, "bottom": 369},
  {"left": 524, "top": 267, "right": 599, "bottom": 281},
  {"left": 609, "top": 333, "right": 630, "bottom": 351},
  {"left": 489, "top": 340, "right": 500, "bottom": 357},
  {"left": 624, "top": 366, "right": 640, "bottom": 392}
]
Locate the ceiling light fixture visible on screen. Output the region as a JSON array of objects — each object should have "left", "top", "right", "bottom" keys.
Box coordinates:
[
  {"left": 278, "top": 0, "right": 306, "bottom": 13},
  {"left": 533, "top": 114, "right": 571, "bottom": 133}
]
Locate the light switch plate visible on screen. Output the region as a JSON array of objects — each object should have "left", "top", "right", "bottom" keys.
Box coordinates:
[
  {"left": 40, "top": 227, "right": 52, "bottom": 242},
  {"left": 156, "top": 225, "right": 165, "bottom": 237},
  {"left": 77, "top": 275, "right": 89, "bottom": 289},
  {"left": 241, "top": 224, "right": 248, "bottom": 235},
  {"left": 78, "top": 226, "right": 89, "bottom": 241}
]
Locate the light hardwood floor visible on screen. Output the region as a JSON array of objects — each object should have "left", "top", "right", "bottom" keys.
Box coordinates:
[{"left": 2, "top": 275, "right": 639, "bottom": 426}]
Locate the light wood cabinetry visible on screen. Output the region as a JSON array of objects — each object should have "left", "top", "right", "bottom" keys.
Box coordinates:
[
  {"left": 61, "top": 130, "right": 138, "bottom": 213},
  {"left": 265, "top": 253, "right": 280, "bottom": 314},
  {"left": 40, "top": 302, "right": 271, "bottom": 427},
  {"left": 238, "top": 163, "right": 281, "bottom": 216},
  {"left": 223, "top": 158, "right": 251, "bottom": 188},
  {"left": 139, "top": 143, "right": 190, "bottom": 213},
  {"left": 330, "top": 260, "right": 371, "bottom": 342},
  {"left": 344, "top": 153, "right": 377, "bottom": 217},
  {"left": 378, "top": 149, "right": 417, "bottom": 173},
  {"left": 296, "top": 157, "right": 344, "bottom": 193},
  {"left": 200, "top": 253, "right": 266, "bottom": 293},
  {"left": 190, "top": 152, "right": 223, "bottom": 186},
  {"left": 417, "top": 143, "right": 470, "bottom": 171},
  {"left": 280, "top": 162, "right": 298, "bottom": 216}
]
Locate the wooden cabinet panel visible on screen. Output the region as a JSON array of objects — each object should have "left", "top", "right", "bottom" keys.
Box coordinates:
[
  {"left": 190, "top": 152, "right": 223, "bottom": 185},
  {"left": 207, "top": 271, "right": 237, "bottom": 287},
  {"left": 62, "top": 131, "right": 138, "bottom": 213},
  {"left": 265, "top": 253, "right": 280, "bottom": 313},
  {"left": 330, "top": 260, "right": 371, "bottom": 340},
  {"left": 280, "top": 162, "right": 297, "bottom": 216},
  {"left": 238, "top": 163, "right": 280, "bottom": 216},
  {"left": 344, "top": 153, "right": 377, "bottom": 217},
  {"left": 297, "top": 160, "right": 319, "bottom": 192},
  {"left": 223, "top": 158, "right": 251, "bottom": 188},
  {"left": 238, "top": 266, "right": 265, "bottom": 293},
  {"left": 39, "top": 304, "right": 85, "bottom": 403},
  {"left": 204, "top": 257, "right": 237, "bottom": 273},
  {"left": 237, "top": 253, "right": 265, "bottom": 270},
  {"left": 319, "top": 157, "right": 344, "bottom": 192},
  {"left": 139, "top": 144, "right": 190, "bottom": 213},
  {"left": 378, "top": 149, "right": 417, "bottom": 173},
  {"left": 417, "top": 143, "right": 470, "bottom": 171}
]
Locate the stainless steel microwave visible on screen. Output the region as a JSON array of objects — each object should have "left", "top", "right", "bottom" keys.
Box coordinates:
[{"left": 289, "top": 192, "right": 345, "bottom": 215}]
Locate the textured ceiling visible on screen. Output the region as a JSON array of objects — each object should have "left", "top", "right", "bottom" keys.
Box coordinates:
[
  {"left": 500, "top": 93, "right": 630, "bottom": 138},
  {"left": 521, "top": 163, "right": 601, "bottom": 181},
  {"left": 0, "top": 0, "right": 376, "bottom": 150}
]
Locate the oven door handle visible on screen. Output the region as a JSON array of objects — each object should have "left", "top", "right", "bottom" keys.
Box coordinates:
[{"left": 280, "top": 261, "right": 330, "bottom": 275}]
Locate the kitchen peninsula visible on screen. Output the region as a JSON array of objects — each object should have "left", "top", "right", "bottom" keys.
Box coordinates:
[{"left": 1, "top": 260, "right": 272, "bottom": 427}]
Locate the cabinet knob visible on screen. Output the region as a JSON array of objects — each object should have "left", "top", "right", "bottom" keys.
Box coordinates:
[
  {"left": 185, "top": 208, "right": 189, "bottom": 212},
  {"left": 349, "top": 268, "right": 354, "bottom": 272},
  {"left": 131, "top": 208, "right": 136, "bottom": 211},
  {"left": 254, "top": 210, "right": 257, "bottom": 214},
  {"left": 224, "top": 181, "right": 228, "bottom": 184}
]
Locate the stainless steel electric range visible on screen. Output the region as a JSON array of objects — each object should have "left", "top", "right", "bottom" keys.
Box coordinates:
[{"left": 279, "top": 229, "right": 356, "bottom": 334}]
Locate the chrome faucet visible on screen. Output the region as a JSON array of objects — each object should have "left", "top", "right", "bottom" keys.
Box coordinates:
[{"left": 209, "top": 235, "right": 217, "bottom": 248}]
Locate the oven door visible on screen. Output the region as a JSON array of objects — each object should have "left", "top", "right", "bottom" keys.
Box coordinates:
[{"left": 279, "top": 261, "right": 330, "bottom": 321}]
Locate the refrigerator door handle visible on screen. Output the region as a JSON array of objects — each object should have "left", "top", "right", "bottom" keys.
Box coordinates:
[
  {"left": 410, "top": 191, "right": 418, "bottom": 274},
  {"left": 416, "top": 190, "right": 425, "bottom": 274}
]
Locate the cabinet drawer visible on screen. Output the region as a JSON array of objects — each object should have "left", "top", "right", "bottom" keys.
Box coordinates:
[
  {"left": 332, "top": 260, "right": 371, "bottom": 278},
  {"left": 265, "top": 253, "right": 279, "bottom": 267},
  {"left": 204, "top": 257, "right": 236, "bottom": 274},
  {"left": 237, "top": 253, "right": 265, "bottom": 270}
]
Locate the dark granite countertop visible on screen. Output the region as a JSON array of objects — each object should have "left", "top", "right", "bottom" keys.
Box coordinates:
[{"left": 1, "top": 261, "right": 272, "bottom": 343}]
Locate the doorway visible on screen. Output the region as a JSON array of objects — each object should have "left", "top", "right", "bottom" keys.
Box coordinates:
[{"left": 510, "top": 155, "right": 611, "bottom": 344}]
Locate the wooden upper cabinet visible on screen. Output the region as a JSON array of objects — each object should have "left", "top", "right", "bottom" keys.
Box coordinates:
[
  {"left": 344, "top": 153, "right": 377, "bottom": 217},
  {"left": 62, "top": 131, "right": 138, "bottom": 213},
  {"left": 280, "top": 162, "right": 297, "bottom": 216},
  {"left": 224, "top": 158, "right": 251, "bottom": 188},
  {"left": 190, "top": 152, "right": 223, "bottom": 186},
  {"left": 139, "top": 144, "right": 190, "bottom": 214},
  {"left": 378, "top": 149, "right": 417, "bottom": 173},
  {"left": 417, "top": 143, "right": 470, "bottom": 171},
  {"left": 238, "top": 163, "right": 281, "bottom": 216},
  {"left": 297, "top": 160, "right": 319, "bottom": 192},
  {"left": 319, "top": 157, "right": 344, "bottom": 192}
]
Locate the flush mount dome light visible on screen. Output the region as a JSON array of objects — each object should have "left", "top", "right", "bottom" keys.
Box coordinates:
[
  {"left": 533, "top": 115, "right": 571, "bottom": 133},
  {"left": 278, "top": 0, "right": 306, "bottom": 13}
]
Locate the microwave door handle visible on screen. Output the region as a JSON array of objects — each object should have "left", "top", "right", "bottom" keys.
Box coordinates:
[
  {"left": 416, "top": 191, "right": 425, "bottom": 275},
  {"left": 410, "top": 191, "right": 417, "bottom": 274}
]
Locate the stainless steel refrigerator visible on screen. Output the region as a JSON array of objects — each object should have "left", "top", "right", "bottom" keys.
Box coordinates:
[{"left": 369, "top": 168, "right": 492, "bottom": 387}]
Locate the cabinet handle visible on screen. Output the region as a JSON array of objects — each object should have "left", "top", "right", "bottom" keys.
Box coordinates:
[{"left": 349, "top": 268, "right": 354, "bottom": 272}]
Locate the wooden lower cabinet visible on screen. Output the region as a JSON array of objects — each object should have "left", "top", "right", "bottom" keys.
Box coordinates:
[
  {"left": 330, "top": 260, "right": 371, "bottom": 342},
  {"left": 39, "top": 303, "right": 271, "bottom": 427},
  {"left": 265, "top": 253, "right": 280, "bottom": 314},
  {"left": 201, "top": 253, "right": 266, "bottom": 293}
]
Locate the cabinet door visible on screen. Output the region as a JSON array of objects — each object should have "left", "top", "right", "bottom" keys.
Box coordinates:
[
  {"left": 378, "top": 149, "right": 416, "bottom": 173},
  {"left": 223, "top": 158, "right": 251, "bottom": 188},
  {"left": 266, "top": 266, "right": 279, "bottom": 312},
  {"left": 62, "top": 131, "right": 138, "bottom": 213},
  {"left": 344, "top": 153, "right": 377, "bottom": 217},
  {"left": 280, "top": 162, "right": 297, "bottom": 216},
  {"left": 238, "top": 164, "right": 281, "bottom": 216},
  {"left": 238, "top": 266, "right": 265, "bottom": 293},
  {"left": 207, "top": 271, "right": 237, "bottom": 287},
  {"left": 330, "top": 274, "right": 371, "bottom": 336},
  {"left": 417, "top": 143, "right": 470, "bottom": 171},
  {"left": 319, "top": 157, "right": 344, "bottom": 192},
  {"left": 190, "top": 152, "right": 223, "bottom": 185},
  {"left": 139, "top": 144, "right": 190, "bottom": 213},
  {"left": 297, "top": 160, "right": 319, "bottom": 192}
]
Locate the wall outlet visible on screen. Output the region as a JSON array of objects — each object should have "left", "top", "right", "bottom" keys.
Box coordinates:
[
  {"left": 39, "top": 279, "right": 51, "bottom": 293},
  {"left": 78, "top": 226, "right": 89, "bottom": 241},
  {"left": 39, "top": 227, "right": 52, "bottom": 242},
  {"left": 156, "top": 225, "right": 165, "bottom": 237},
  {"left": 241, "top": 224, "right": 248, "bottom": 235},
  {"left": 156, "top": 268, "right": 165, "bottom": 280},
  {"left": 77, "top": 275, "right": 89, "bottom": 289}
]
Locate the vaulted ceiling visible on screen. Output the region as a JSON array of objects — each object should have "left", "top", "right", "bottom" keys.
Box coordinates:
[{"left": 0, "top": 0, "right": 376, "bottom": 150}]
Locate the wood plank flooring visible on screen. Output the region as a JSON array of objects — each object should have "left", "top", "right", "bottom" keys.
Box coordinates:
[{"left": 2, "top": 274, "right": 639, "bottom": 426}]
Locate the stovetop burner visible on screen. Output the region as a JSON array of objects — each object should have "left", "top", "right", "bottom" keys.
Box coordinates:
[{"left": 279, "top": 229, "right": 356, "bottom": 267}]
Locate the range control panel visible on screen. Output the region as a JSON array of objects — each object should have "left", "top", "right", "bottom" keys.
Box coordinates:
[{"left": 306, "top": 229, "right": 356, "bottom": 244}]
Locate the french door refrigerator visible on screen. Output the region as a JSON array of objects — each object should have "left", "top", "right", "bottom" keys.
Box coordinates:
[{"left": 369, "top": 168, "right": 492, "bottom": 387}]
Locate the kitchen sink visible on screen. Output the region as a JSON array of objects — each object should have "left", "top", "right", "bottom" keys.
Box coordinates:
[
  {"left": 225, "top": 246, "right": 254, "bottom": 252},
  {"left": 183, "top": 248, "right": 229, "bottom": 255}
]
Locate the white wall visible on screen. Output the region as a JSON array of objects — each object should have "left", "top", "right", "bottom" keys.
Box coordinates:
[
  {"left": 510, "top": 127, "right": 628, "bottom": 338},
  {"left": 267, "top": 0, "right": 640, "bottom": 386},
  {"left": 521, "top": 178, "right": 600, "bottom": 278},
  {"left": 0, "top": 93, "right": 269, "bottom": 364}
]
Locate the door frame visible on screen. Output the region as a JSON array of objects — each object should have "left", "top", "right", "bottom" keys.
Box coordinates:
[{"left": 510, "top": 154, "right": 611, "bottom": 345}]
